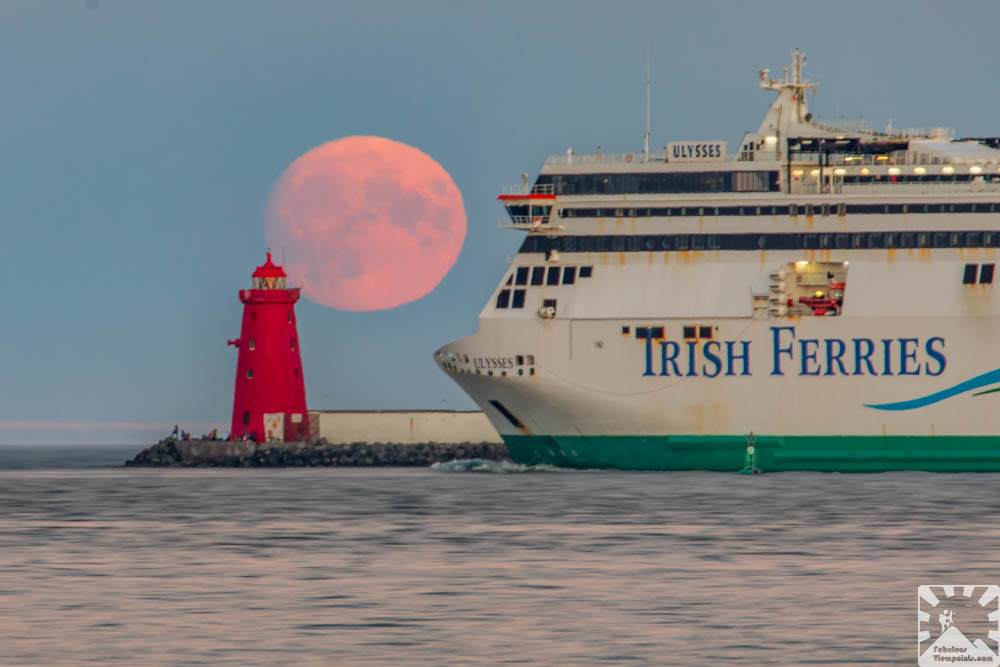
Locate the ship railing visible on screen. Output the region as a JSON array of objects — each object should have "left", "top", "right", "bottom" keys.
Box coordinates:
[
  {"left": 839, "top": 181, "right": 1000, "bottom": 194},
  {"left": 788, "top": 180, "right": 1000, "bottom": 195},
  {"left": 543, "top": 152, "right": 674, "bottom": 166},
  {"left": 497, "top": 214, "right": 548, "bottom": 229},
  {"left": 500, "top": 183, "right": 554, "bottom": 196},
  {"left": 810, "top": 119, "right": 954, "bottom": 140}
]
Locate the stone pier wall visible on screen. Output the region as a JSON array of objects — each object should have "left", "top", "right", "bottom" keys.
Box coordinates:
[{"left": 124, "top": 437, "right": 510, "bottom": 467}]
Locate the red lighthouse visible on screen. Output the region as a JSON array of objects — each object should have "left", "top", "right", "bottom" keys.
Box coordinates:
[{"left": 228, "top": 253, "right": 309, "bottom": 442}]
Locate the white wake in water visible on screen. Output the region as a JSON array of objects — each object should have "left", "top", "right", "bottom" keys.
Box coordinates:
[{"left": 430, "top": 459, "right": 574, "bottom": 473}]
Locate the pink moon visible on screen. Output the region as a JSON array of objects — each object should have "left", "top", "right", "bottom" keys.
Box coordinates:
[{"left": 265, "top": 136, "right": 467, "bottom": 311}]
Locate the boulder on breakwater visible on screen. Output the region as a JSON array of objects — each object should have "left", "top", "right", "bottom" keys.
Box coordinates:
[{"left": 123, "top": 437, "right": 511, "bottom": 467}]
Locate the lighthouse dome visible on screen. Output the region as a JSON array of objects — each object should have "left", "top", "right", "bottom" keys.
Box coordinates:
[{"left": 251, "top": 252, "right": 288, "bottom": 289}]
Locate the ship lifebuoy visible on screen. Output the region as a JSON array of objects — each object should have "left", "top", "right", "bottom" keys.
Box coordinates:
[{"left": 625, "top": 154, "right": 633, "bottom": 163}]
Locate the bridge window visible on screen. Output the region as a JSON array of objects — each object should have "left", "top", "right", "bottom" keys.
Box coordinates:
[
  {"left": 512, "top": 289, "right": 526, "bottom": 308},
  {"left": 531, "top": 267, "right": 544, "bottom": 286},
  {"left": 562, "top": 267, "right": 576, "bottom": 284},
  {"left": 546, "top": 267, "right": 560, "bottom": 285},
  {"left": 496, "top": 289, "right": 511, "bottom": 308},
  {"left": 515, "top": 267, "right": 529, "bottom": 285},
  {"left": 981, "top": 264, "right": 996, "bottom": 284}
]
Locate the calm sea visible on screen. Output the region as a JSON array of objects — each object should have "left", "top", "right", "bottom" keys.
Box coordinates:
[{"left": 0, "top": 446, "right": 997, "bottom": 665}]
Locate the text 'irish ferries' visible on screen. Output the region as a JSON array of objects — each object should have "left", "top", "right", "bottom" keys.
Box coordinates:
[{"left": 641, "top": 326, "right": 946, "bottom": 377}]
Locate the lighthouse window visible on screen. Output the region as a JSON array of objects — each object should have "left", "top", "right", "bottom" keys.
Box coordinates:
[
  {"left": 251, "top": 312, "right": 257, "bottom": 323},
  {"left": 243, "top": 411, "right": 250, "bottom": 425},
  {"left": 981, "top": 264, "right": 996, "bottom": 284},
  {"left": 249, "top": 339, "right": 255, "bottom": 350},
  {"left": 496, "top": 289, "right": 511, "bottom": 308},
  {"left": 290, "top": 338, "right": 296, "bottom": 350},
  {"left": 515, "top": 267, "right": 529, "bottom": 285},
  {"left": 288, "top": 312, "right": 292, "bottom": 323},
  {"left": 247, "top": 369, "right": 254, "bottom": 379},
  {"left": 546, "top": 267, "right": 560, "bottom": 285},
  {"left": 963, "top": 264, "right": 978, "bottom": 284},
  {"left": 293, "top": 369, "right": 299, "bottom": 378},
  {"left": 512, "top": 289, "right": 526, "bottom": 309},
  {"left": 531, "top": 267, "right": 545, "bottom": 286}
]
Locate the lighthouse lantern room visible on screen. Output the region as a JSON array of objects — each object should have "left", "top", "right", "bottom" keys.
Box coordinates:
[{"left": 227, "top": 253, "right": 309, "bottom": 442}]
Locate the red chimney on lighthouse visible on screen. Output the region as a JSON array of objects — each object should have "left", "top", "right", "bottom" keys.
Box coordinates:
[{"left": 228, "top": 253, "right": 309, "bottom": 442}]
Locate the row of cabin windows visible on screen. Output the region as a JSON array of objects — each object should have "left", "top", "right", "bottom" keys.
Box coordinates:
[
  {"left": 520, "top": 230, "right": 1000, "bottom": 254},
  {"left": 505, "top": 265, "right": 593, "bottom": 287},
  {"left": 626, "top": 325, "right": 713, "bottom": 339},
  {"left": 246, "top": 368, "right": 300, "bottom": 379},
  {"left": 560, "top": 202, "right": 1000, "bottom": 218},
  {"left": 247, "top": 339, "right": 297, "bottom": 350},
  {"left": 535, "top": 171, "right": 779, "bottom": 195},
  {"left": 963, "top": 263, "right": 996, "bottom": 284}
]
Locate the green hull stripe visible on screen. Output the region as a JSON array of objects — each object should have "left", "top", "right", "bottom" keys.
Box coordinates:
[{"left": 502, "top": 434, "right": 1000, "bottom": 472}]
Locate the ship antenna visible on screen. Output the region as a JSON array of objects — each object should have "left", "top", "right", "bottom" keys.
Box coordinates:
[{"left": 643, "top": 46, "right": 651, "bottom": 162}]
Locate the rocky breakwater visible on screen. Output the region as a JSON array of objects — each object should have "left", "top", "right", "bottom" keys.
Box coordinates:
[{"left": 124, "top": 437, "right": 511, "bottom": 467}]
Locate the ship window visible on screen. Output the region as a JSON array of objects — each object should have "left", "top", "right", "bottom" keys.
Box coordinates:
[
  {"left": 496, "top": 289, "right": 511, "bottom": 308},
  {"left": 622, "top": 326, "right": 630, "bottom": 335},
  {"left": 563, "top": 237, "right": 577, "bottom": 252},
  {"left": 789, "top": 204, "right": 798, "bottom": 217},
  {"left": 699, "top": 326, "right": 713, "bottom": 339},
  {"left": 512, "top": 289, "right": 526, "bottom": 308},
  {"left": 683, "top": 326, "right": 696, "bottom": 339},
  {"left": 515, "top": 267, "right": 529, "bottom": 285},
  {"left": 546, "top": 266, "right": 560, "bottom": 285},
  {"left": 527, "top": 355, "right": 535, "bottom": 365},
  {"left": 579, "top": 266, "right": 593, "bottom": 278},
  {"left": 804, "top": 204, "right": 813, "bottom": 217},
  {"left": 963, "top": 264, "right": 978, "bottom": 284},
  {"left": 243, "top": 411, "right": 250, "bottom": 425},
  {"left": 247, "top": 369, "right": 254, "bottom": 379},
  {"left": 635, "top": 327, "right": 649, "bottom": 339},
  {"left": 516, "top": 355, "right": 524, "bottom": 365},
  {"left": 981, "top": 263, "right": 996, "bottom": 284},
  {"left": 542, "top": 299, "right": 557, "bottom": 309},
  {"left": 562, "top": 267, "right": 576, "bottom": 284},
  {"left": 650, "top": 326, "right": 665, "bottom": 339},
  {"left": 531, "top": 267, "right": 545, "bottom": 285},
  {"left": 249, "top": 338, "right": 255, "bottom": 350},
  {"left": 505, "top": 275, "right": 513, "bottom": 286}
]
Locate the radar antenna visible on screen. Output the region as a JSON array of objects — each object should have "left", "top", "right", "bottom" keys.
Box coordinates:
[{"left": 643, "top": 46, "right": 651, "bottom": 162}]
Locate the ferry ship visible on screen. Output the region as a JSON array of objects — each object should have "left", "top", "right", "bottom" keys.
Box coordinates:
[{"left": 435, "top": 51, "right": 1000, "bottom": 471}]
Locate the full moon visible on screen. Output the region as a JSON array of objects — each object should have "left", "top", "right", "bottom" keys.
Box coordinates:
[{"left": 265, "top": 136, "right": 467, "bottom": 311}]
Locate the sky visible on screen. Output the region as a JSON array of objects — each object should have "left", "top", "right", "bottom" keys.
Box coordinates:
[{"left": 2, "top": 0, "right": 998, "bottom": 444}]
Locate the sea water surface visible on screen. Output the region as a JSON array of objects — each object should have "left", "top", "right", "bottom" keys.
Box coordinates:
[{"left": 0, "top": 446, "right": 997, "bottom": 665}]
